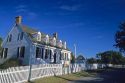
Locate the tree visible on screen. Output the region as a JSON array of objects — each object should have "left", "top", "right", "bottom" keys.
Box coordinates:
[
  {"left": 70, "top": 53, "right": 75, "bottom": 63},
  {"left": 115, "top": 22, "right": 125, "bottom": 53},
  {"left": 96, "top": 50, "right": 125, "bottom": 65},
  {"left": 76, "top": 55, "right": 85, "bottom": 63},
  {"left": 87, "top": 58, "right": 97, "bottom": 64},
  {"left": 0, "top": 37, "right": 2, "bottom": 51},
  {"left": 77, "top": 55, "right": 85, "bottom": 60}
]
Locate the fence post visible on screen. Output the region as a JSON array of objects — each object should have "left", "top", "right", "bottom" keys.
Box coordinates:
[{"left": 28, "top": 65, "right": 32, "bottom": 82}]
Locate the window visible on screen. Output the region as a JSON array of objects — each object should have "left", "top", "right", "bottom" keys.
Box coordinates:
[
  {"left": 20, "top": 32, "right": 24, "bottom": 40},
  {"left": 60, "top": 52, "right": 62, "bottom": 60},
  {"left": 17, "top": 33, "right": 20, "bottom": 41},
  {"left": 4, "top": 48, "right": 8, "bottom": 58},
  {"left": 50, "top": 50, "right": 52, "bottom": 59},
  {"left": 45, "top": 49, "right": 48, "bottom": 59},
  {"left": 17, "top": 47, "right": 19, "bottom": 58},
  {"left": 36, "top": 47, "right": 41, "bottom": 58},
  {"left": 67, "top": 54, "right": 69, "bottom": 60},
  {"left": 65, "top": 53, "right": 67, "bottom": 60},
  {"left": 0, "top": 48, "right": 4, "bottom": 58},
  {"left": 7, "top": 34, "right": 12, "bottom": 42},
  {"left": 20, "top": 46, "right": 25, "bottom": 58},
  {"left": 41, "top": 48, "right": 44, "bottom": 59},
  {"left": 9, "top": 34, "right": 12, "bottom": 42},
  {"left": 7, "top": 36, "right": 9, "bottom": 42},
  {"left": 17, "top": 46, "right": 25, "bottom": 58}
]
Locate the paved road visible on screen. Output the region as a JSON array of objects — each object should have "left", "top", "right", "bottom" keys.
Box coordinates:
[{"left": 69, "top": 68, "right": 125, "bottom": 83}]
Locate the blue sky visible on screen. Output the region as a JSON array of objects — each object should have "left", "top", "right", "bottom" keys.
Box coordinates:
[{"left": 0, "top": 0, "right": 125, "bottom": 58}]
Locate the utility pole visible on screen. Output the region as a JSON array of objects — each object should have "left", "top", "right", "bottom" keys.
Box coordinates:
[
  {"left": 74, "top": 44, "right": 76, "bottom": 62},
  {"left": 28, "top": 44, "right": 35, "bottom": 82}
]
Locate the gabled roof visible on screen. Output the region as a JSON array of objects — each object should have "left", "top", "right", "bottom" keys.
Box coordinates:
[
  {"left": 18, "top": 24, "right": 70, "bottom": 51},
  {"left": 21, "top": 25, "right": 38, "bottom": 34}
]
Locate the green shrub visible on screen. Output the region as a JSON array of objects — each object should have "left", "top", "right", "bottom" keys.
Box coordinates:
[{"left": 0, "top": 58, "right": 21, "bottom": 69}]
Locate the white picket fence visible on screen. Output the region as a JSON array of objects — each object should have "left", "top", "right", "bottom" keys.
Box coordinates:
[{"left": 0, "top": 64, "right": 81, "bottom": 83}]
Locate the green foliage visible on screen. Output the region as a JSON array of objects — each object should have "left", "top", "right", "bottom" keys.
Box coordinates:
[
  {"left": 115, "top": 22, "right": 125, "bottom": 53},
  {"left": 0, "top": 37, "right": 3, "bottom": 55},
  {"left": 71, "top": 53, "right": 75, "bottom": 63},
  {"left": 0, "top": 59, "right": 21, "bottom": 69},
  {"left": 0, "top": 37, "right": 2, "bottom": 48},
  {"left": 96, "top": 50, "right": 125, "bottom": 65},
  {"left": 77, "top": 55, "right": 85, "bottom": 60},
  {"left": 87, "top": 58, "right": 97, "bottom": 64}
]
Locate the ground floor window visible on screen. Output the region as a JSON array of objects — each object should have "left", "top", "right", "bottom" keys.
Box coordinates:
[
  {"left": 4, "top": 48, "right": 8, "bottom": 58},
  {"left": 45, "top": 49, "right": 48, "bottom": 59},
  {"left": 17, "top": 46, "right": 25, "bottom": 58},
  {"left": 41, "top": 48, "right": 44, "bottom": 59},
  {"left": 0, "top": 48, "right": 3, "bottom": 58},
  {"left": 60, "top": 52, "right": 63, "bottom": 60},
  {"left": 36, "top": 47, "right": 41, "bottom": 58},
  {"left": 50, "top": 50, "right": 52, "bottom": 59},
  {"left": 54, "top": 52, "right": 56, "bottom": 63},
  {"left": 0, "top": 48, "right": 8, "bottom": 59}
]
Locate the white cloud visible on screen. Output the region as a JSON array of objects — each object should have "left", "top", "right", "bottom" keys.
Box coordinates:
[
  {"left": 27, "top": 12, "right": 37, "bottom": 19},
  {"left": 15, "top": 5, "right": 27, "bottom": 13},
  {"left": 15, "top": 5, "right": 27, "bottom": 9},
  {"left": 60, "top": 5, "right": 81, "bottom": 11},
  {"left": 15, "top": 4, "right": 38, "bottom": 20},
  {"left": 54, "top": 22, "right": 84, "bottom": 29},
  {"left": 93, "top": 35, "right": 103, "bottom": 39}
]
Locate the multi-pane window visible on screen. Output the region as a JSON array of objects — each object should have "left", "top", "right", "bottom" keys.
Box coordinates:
[
  {"left": 7, "top": 34, "right": 12, "bottom": 42},
  {"left": 0, "top": 48, "right": 4, "bottom": 58},
  {"left": 60, "top": 52, "right": 62, "bottom": 60},
  {"left": 0, "top": 48, "right": 8, "bottom": 58},
  {"left": 41, "top": 48, "right": 44, "bottom": 59},
  {"left": 20, "top": 32, "right": 24, "bottom": 40},
  {"left": 65, "top": 53, "right": 67, "bottom": 60},
  {"left": 17, "top": 33, "right": 20, "bottom": 41},
  {"left": 17, "top": 32, "right": 24, "bottom": 41},
  {"left": 45, "top": 49, "right": 48, "bottom": 59},
  {"left": 9, "top": 34, "right": 12, "bottom": 42},
  {"left": 17, "top": 46, "right": 25, "bottom": 58},
  {"left": 50, "top": 50, "right": 52, "bottom": 59},
  {"left": 36, "top": 47, "right": 41, "bottom": 58}
]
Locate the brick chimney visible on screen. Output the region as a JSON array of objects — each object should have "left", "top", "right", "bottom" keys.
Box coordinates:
[
  {"left": 15, "top": 16, "right": 22, "bottom": 24},
  {"left": 53, "top": 32, "right": 58, "bottom": 39}
]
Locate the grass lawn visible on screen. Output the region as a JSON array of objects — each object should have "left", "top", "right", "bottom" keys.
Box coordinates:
[{"left": 27, "top": 70, "right": 102, "bottom": 83}]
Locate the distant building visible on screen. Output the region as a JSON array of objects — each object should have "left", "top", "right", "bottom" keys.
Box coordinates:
[{"left": 0, "top": 16, "right": 71, "bottom": 65}]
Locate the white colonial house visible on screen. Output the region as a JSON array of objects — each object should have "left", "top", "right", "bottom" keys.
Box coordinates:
[{"left": 0, "top": 16, "right": 71, "bottom": 65}]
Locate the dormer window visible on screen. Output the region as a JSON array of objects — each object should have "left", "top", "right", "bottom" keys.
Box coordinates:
[
  {"left": 63, "top": 41, "right": 66, "bottom": 49},
  {"left": 45, "top": 35, "right": 49, "bottom": 44},
  {"left": 53, "top": 37, "right": 56, "bottom": 46},
  {"left": 37, "top": 32, "right": 41, "bottom": 41}
]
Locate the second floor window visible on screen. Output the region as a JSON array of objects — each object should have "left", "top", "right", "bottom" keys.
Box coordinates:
[
  {"left": 20, "top": 32, "right": 24, "bottom": 40},
  {"left": 17, "top": 32, "right": 24, "bottom": 41},
  {"left": 7, "top": 34, "right": 12, "bottom": 42}
]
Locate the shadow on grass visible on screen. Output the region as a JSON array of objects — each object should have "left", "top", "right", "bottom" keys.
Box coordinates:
[
  {"left": 55, "top": 75, "right": 73, "bottom": 81},
  {"left": 26, "top": 81, "right": 34, "bottom": 83},
  {"left": 85, "top": 69, "right": 105, "bottom": 74},
  {"left": 72, "top": 72, "right": 90, "bottom": 77}
]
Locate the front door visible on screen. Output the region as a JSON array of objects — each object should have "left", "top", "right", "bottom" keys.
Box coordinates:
[{"left": 54, "top": 52, "right": 56, "bottom": 63}]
